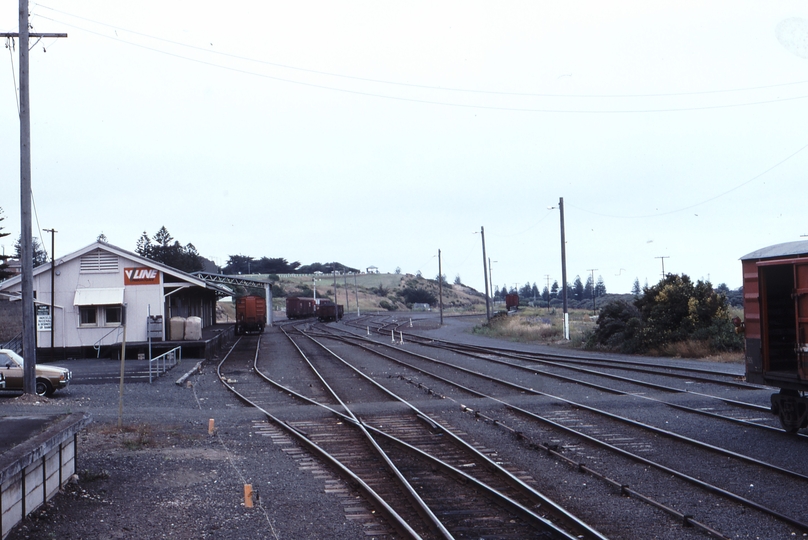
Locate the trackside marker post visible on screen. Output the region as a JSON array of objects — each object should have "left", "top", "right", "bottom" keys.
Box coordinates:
[
  {"left": 391, "top": 330, "right": 395, "bottom": 343},
  {"left": 244, "top": 484, "right": 254, "bottom": 508},
  {"left": 399, "top": 331, "right": 404, "bottom": 344},
  {"left": 208, "top": 419, "right": 215, "bottom": 435}
]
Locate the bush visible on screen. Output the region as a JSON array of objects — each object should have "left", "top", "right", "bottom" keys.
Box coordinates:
[
  {"left": 400, "top": 286, "right": 437, "bottom": 306},
  {"left": 588, "top": 274, "right": 743, "bottom": 355},
  {"left": 379, "top": 300, "right": 397, "bottom": 311}
]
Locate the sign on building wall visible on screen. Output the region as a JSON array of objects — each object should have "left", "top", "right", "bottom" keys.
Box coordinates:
[
  {"left": 36, "top": 305, "right": 51, "bottom": 331},
  {"left": 124, "top": 268, "right": 160, "bottom": 286}
]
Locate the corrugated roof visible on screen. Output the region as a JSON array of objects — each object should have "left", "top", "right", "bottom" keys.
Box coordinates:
[{"left": 740, "top": 240, "right": 808, "bottom": 261}]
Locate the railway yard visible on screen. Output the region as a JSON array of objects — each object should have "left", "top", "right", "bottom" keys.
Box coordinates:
[{"left": 3, "top": 314, "right": 808, "bottom": 539}]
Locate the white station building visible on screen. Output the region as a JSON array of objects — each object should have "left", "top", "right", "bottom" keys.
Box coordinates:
[{"left": 0, "top": 241, "right": 230, "bottom": 356}]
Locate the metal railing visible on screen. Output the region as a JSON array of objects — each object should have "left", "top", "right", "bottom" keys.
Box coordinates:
[
  {"left": 93, "top": 326, "right": 123, "bottom": 358},
  {"left": 2, "top": 332, "right": 23, "bottom": 354},
  {"left": 149, "top": 346, "right": 181, "bottom": 383}
]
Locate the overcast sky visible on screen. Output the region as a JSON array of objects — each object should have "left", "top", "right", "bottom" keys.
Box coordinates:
[{"left": 2, "top": 1, "right": 807, "bottom": 294}]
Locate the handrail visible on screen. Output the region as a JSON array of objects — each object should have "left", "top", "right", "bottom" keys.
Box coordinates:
[
  {"left": 93, "top": 326, "right": 123, "bottom": 358},
  {"left": 149, "top": 346, "right": 181, "bottom": 383},
  {"left": 2, "top": 332, "right": 23, "bottom": 354}
]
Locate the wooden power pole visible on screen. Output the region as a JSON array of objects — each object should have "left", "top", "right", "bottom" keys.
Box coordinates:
[{"left": 2, "top": 3, "right": 66, "bottom": 394}]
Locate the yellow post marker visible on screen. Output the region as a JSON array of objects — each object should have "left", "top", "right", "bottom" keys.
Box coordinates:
[
  {"left": 208, "top": 419, "right": 215, "bottom": 435},
  {"left": 244, "top": 484, "right": 254, "bottom": 508}
]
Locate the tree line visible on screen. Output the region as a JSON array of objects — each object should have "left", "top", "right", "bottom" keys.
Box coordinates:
[{"left": 493, "top": 274, "right": 607, "bottom": 304}]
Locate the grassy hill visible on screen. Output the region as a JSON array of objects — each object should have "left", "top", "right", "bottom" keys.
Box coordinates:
[{"left": 217, "top": 273, "right": 489, "bottom": 318}]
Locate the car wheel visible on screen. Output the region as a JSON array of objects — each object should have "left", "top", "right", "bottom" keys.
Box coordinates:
[{"left": 35, "top": 378, "right": 52, "bottom": 397}]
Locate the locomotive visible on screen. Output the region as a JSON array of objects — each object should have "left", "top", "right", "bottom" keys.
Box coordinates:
[{"left": 741, "top": 240, "right": 808, "bottom": 432}]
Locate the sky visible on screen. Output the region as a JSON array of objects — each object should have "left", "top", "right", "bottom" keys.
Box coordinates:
[{"left": 2, "top": 1, "right": 808, "bottom": 294}]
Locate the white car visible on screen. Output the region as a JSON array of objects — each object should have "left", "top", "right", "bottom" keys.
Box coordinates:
[{"left": 0, "top": 349, "right": 71, "bottom": 396}]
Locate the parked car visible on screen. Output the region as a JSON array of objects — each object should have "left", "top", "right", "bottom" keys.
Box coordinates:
[
  {"left": 0, "top": 349, "right": 71, "bottom": 396},
  {"left": 0, "top": 370, "right": 4, "bottom": 389}
]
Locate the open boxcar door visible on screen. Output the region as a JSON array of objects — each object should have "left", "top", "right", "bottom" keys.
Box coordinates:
[{"left": 797, "top": 263, "right": 808, "bottom": 381}]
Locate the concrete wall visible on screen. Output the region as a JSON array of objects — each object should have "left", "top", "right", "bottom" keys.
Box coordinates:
[{"left": 1, "top": 414, "right": 90, "bottom": 539}]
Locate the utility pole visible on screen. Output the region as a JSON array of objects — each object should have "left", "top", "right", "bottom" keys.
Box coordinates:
[
  {"left": 655, "top": 256, "right": 670, "bottom": 279},
  {"left": 3, "top": 5, "right": 67, "bottom": 394},
  {"left": 438, "top": 249, "right": 443, "bottom": 326},
  {"left": 480, "top": 226, "right": 491, "bottom": 320},
  {"left": 545, "top": 274, "right": 550, "bottom": 311},
  {"left": 559, "top": 198, "right": 569, "bottom": 340},
  {"left": 343, "top": 272, "right": 349, "bottom": 314},
  {"left": 587, "top": 268, "right": 598, "bottom": 315},
  {"left": 488, "top": 258, "right": 493, "bottom": 306},
  {"left": 353, "top": 273, "right": 359, "bottom": 316},
  {"left": 44, "top": 228, "right": 56, "bottom": 353}
]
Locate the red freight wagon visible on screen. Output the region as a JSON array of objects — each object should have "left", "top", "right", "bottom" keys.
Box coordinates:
[
  {"left": 741, "top": 240, "right": 808, "bottom": 432},
  {"left": 235, "top": 295, "right": 266, "bottom": 335},
  {"left": 505, "top": 293, "right": 519, "bottom": 311},
  {"left": 286, "top": 297, "right": 318, "bottom": 319}
]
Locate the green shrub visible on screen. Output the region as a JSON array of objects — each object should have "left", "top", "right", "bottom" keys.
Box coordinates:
[{"left": 588, "top": 274, "right": 742, "bottom": 355}]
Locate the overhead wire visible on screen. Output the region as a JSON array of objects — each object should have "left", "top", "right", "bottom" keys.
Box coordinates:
[
  {"left": 29, "top": 9, "right": 808, "bottom": 113},
  {"left": 5, "top": 37, "right": 19, "bottom": 115},
  {"left": 31, "top": 3, "right": 808, "bottom": 100},
  {"left": 567, "top": 140, "right": 808, "bottom": 219}
]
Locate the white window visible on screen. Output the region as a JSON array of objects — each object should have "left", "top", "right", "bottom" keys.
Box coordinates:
[{"left": 79, "top": 306, "right": 97, "bottom": 326}]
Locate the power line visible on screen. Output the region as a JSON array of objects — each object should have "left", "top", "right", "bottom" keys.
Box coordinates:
[
  {"left": 32, "top": 3, "right": 808, "bottom": 101},
  {"left": 567, "top": 140, "right": 808, "bottom": 219},
  {"left": 30, "top": 10, "right": 808, "bottom": 114}
]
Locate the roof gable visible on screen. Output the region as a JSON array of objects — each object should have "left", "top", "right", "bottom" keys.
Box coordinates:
[{"left": 0, "top": 241, "right": 209, "bottom": 291}]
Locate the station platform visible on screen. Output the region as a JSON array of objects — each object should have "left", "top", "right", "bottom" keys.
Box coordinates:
[
  {"left": 0, "top": 413, "right": 91, "bottom": 539},
  {"left": 34, "top": 323, "right": 235, "bottom": 362}
]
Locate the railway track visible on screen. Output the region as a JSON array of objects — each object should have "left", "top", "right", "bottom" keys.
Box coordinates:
[
  {"left": 300, "top": 315, "right": 808, "bottom": 538},
  {"left": 217, "top": 330, "right": 602, "bottom": 539}
]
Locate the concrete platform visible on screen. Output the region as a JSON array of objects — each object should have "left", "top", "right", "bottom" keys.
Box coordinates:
[{"left": 0, "top": 413, "right": 91, "bottom": 539}]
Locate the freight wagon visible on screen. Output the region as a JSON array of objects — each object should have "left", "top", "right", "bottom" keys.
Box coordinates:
[
  {"left": 741, "top": 240, "right": 808, "bottom": 432},
  {"left": 286, "top": 297, "right": 318, "bottom": 319},
  {"left": 235, "top": 295, "right": 266, "bottom": 335},
  {"left": 505, "top": 293, "right": 519, "bottom": 311},
  {"left": 317, "top": 302, "right": 344, "bottom": 322}
]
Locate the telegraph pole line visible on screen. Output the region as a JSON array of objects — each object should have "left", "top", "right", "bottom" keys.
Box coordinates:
[
  {"left": 438, "top": 249, "right": 443, "bottom": 326},
  {"left": 44, "top": 228, "right": 56, "bottom": 353},
  {"left": 559, "top": 198, "right": 569, "bottom": 340},
  {"left": 3, "top": 4, "right": 67, "bottom": 394},
  {"left": 480, "top": 226, "right": 491, "bottom": 320},
  {"left": 587, "top": 268, "right": 598, "bottom": 314},
  {"left": 655, "top": 256, "right": 670, "bottom": 279}
]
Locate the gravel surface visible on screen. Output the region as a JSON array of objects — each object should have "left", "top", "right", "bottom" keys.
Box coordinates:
[
  {"left": 1, "top": 347, "right": 370, "bottom": 540},
  {"left": 1, "top": 314, "right": 803, "bottom": 540}
]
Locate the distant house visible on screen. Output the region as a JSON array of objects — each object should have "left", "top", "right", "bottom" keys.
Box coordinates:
[{"left": 366, "top": 266, "right": 379, "bottom": 274}]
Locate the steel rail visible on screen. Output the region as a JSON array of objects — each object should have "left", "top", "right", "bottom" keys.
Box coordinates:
[
  {"left": 291, "top": 328, "right": 605, "bottom": 540},
  {"left": 309, "top": 327, "right": 808, "bottom": 533},
  {"left": 320, "top": 328, "right": 808, "bottom": 482},
  {"left": 357, "top": 316, "right": 747, "bottom": 382},
  {"left": 247, "top": 368, "right": 578, "bottom": 540},
  {"left": 278, "top": 325, "right": 454, "bottom": 540},
  {"left": 419, "top": 340, "right": 772, "bottom": 411},
  {"left": 379, "top": 329, "right": 808, "bottom": 439},
  {"left": 215, "top": 336, "right": 425, "bottom": 540},
  {"left": 327, "top": 324, "right": 783, "bottom": 428}
]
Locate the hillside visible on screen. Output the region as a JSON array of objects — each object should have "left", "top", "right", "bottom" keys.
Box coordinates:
[{"left": 217, "top": 273, "right": 489, "bottom": 320}]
